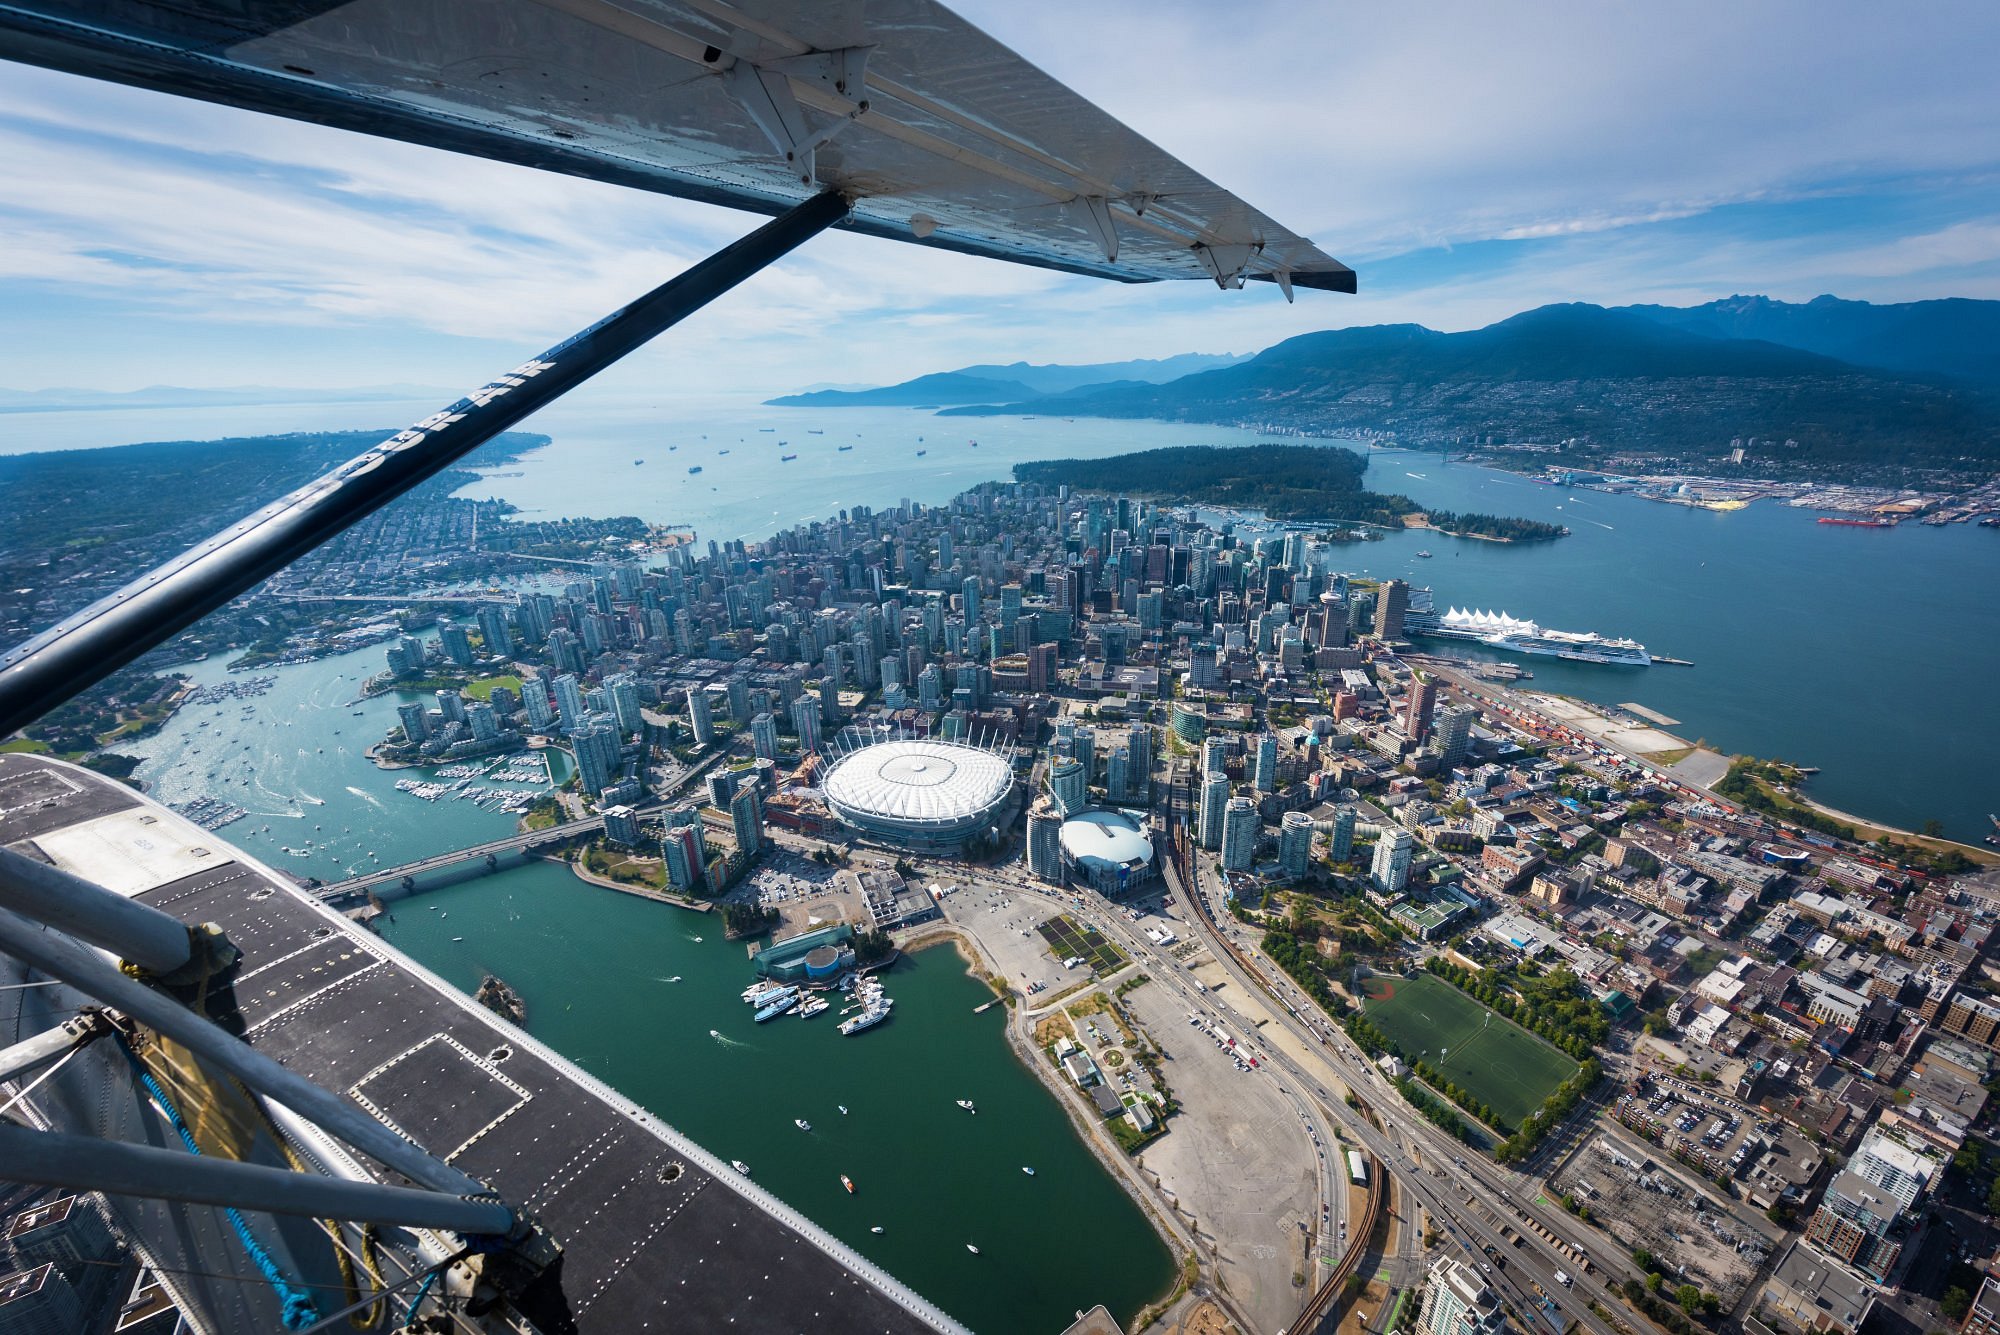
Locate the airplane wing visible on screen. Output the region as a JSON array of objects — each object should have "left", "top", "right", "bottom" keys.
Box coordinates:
[{"left": 0, "top": 0, "right": 1354, "bottom": 294}]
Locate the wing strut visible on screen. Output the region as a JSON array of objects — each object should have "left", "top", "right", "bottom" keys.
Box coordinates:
[{"left": 0, "top": 190, "right": 852, "bottom": 739}]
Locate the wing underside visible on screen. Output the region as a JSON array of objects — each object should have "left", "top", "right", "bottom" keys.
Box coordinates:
[{"left": 0, "top": 0, "right": 1354, "bottom": 293}]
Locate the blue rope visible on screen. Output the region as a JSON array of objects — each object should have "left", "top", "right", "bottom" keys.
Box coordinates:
[
  {"left": 119, "top": 1044, "right": 321, "bottom": 1330},
  {"left": 402, "top": 1268, "right": 440, "bottom": 1327}
]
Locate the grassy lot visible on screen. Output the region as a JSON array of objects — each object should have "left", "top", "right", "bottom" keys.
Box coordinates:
[
  {"left": 465, "top": 673, "right": 525, "bottom": 702},
  {"left": 1362, "top": 972, "right": 1579, "bottom": 1128},
  {"left": 1037, "top": 913, "right": 1126, "bottom": 975}
]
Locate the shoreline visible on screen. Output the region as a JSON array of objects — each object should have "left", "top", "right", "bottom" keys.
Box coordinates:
[
  {"left": 568, "top": 858, "right": 714, "bottom": 912},
  {"left": 901, "top": 924, "right": 1196, "bottom": 1329}
]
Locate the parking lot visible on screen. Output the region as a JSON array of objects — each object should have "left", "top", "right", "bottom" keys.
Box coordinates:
[
  {"left": 935, "top": 882, "right": 1072, "bottom": 993},
  {"left": 745, "top": 850, "right": 850, "bottom": 934},
  {"left": 1119, "top": 976, "right": 1326, "bottom": 1333}
]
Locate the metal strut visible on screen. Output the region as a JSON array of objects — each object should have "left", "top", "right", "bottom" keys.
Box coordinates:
[
  {"left": 0, "top": 190, "right": 852, "bottom": 739},
  {"left": 0, "top": 903, "right": 494, "bottom": 1205},
  {"left": 0, "top": 1124, "right": 514, "bottom": 1234}
]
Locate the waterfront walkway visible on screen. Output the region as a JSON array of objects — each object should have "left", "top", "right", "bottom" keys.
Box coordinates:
[{"left": 569, "top": 859, "right": 712, "bottom": 912}]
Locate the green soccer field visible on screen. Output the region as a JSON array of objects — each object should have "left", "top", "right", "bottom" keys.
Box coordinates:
[{"left": 1361, "top": 972, "right": 1580, "bottom": 1129}]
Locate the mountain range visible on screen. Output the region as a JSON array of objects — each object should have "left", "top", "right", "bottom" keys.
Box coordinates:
[
  {"left": 769, "top": 296, "right": 2000, "bottom": 479},
  {"left": 764, "top": 351, "right": 1246, "bottom": 407}
]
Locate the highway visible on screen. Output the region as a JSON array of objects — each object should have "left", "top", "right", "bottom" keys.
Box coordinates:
[
  {"left": 1158, "top": 805, "right": 1637, "bottom": 1335},
  {"left": 913, "top": 857, "right": 1356, "bottom": 1327}
]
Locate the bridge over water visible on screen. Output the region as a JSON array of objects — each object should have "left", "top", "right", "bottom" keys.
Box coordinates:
[{"left": 314, "top": 811, "right": 631, "bottom": 899}]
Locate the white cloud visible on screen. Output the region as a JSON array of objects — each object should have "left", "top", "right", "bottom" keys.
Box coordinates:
[{"left": 0, "top": 1, "right": 1997, "bottom": 394}]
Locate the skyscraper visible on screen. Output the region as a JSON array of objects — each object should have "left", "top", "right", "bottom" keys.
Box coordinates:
[
  {"left": 1371, "top": 828, "right": 1413, "bottom": 893},
  {"left": 553, "top": 673, "right": 587, "bottom": 731},
  {"left": 1279, "top": 810, "right": 1314, "bottom": 881},
  {"left": 1433, "top": 705, "right": 1474, "bottom": 768},
  {"left": 1048, "top": 759, "right": 1087, "bottom": 817},
  {"left": 662, "top": 814, "right": 708, "bottom": 894},
  {"left": 961, "top": 574, "right": 980, "bottom": 626},
  {"left": 750, "top": 711, "right": 778, "bottom": 760},
  {"left": 1027, "top": 803, "right": 1064, "bottom": 883},
  {"left": 1252, "top": 732, "right": 1278, "bottom": 793},
  {"left": 1404, "top": 678, "right": 1438, "bottom": 743},
  {"left": 1106, "top": 746, "right": 1132, "bottom": 806},
  {"left": 1422, "top": 1260, "right": 1507, "bottom": 1335},
  {"left": 439, "top": 618, "right": 474, "bottom": 666},
  {"left": 1198, "top": 774, "right": 1230, "bottom": 851},
  {"left": 685, "top": 686, "right": 715, "bottom": 746},
  {"left": 605, "top": 672, "right": 643, "bottom": 735},
  {"left": 1220, "top": 796, "right": 1259, "bottom": 871},
  {"left": 1202, "top": 735, "right": 1229, "bottom": 777},
  {"left": 572, "top": 722, "right": 619, "bottom": 795},
  {"left": 790, "top": 695, "right": 822, "bottom": 753},
  {"left": 729, "top": 784, "right": 764, "bottom": 860},
  {"left": 1375, "top": 579, "right": 1409, "bottom": 640},
  {"left": 521, "top": 680, "right": 555, "bottom": 732},
  {"left": 1330, "top": 806, "right": 1356, "bottom": 863},
  {"left": 475, "top": 605, "right": 513, "bottom": 658},
  {"left": 396, "top": 701, "right": 429, "bottom": 743}
]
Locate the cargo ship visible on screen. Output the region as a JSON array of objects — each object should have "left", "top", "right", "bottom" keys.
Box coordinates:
[
  {"left": 1817, "top": 516, "right": 1895, "bottom": 528},
  {"left": 1429, "top": 608, "right": 1650, "bottom": 666},
  {"left": 781, "top": 453, "right": 798, "bottom": 461},
  {"left": 687, "top": 465, "right": 703, "bottom": 475}
]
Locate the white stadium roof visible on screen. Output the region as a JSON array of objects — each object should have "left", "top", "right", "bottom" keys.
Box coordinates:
[
  {"left": 1058, "top": 809, "right": 1154, "bottom": 870},
  {"left": 821, "top": 738, "right": 1011, "bottom": 831}
]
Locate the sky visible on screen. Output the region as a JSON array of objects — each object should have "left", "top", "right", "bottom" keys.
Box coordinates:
[{"left": 1, "top": 0, "right": 1997, "bottom": 397}]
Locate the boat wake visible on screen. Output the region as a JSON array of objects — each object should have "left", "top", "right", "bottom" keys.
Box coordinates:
[
  {"left": 708, "top": 1029, "right": 749, "bottom": 1049},
  {"left": 1587, "top": 519, "right": 1614, "bottom": 530},
  {"left": 345, "top": 786, "right": 385, "bottom": 808}
]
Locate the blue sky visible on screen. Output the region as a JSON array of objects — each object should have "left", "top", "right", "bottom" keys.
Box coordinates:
[{"left": 1, "top": 0, "right": 1997, "bottom": 395}]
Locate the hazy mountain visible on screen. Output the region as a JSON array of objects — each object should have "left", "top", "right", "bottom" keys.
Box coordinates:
[
  {"left": 765, "top": 372, "right": 1041, "bottom": 408},
  {"left": 952, "top": 352, "right": 1246, "bottom": 395},
  {"left": 941, "top": 303, "right": 2000, "bottom": 476},
  {"left": 0, "top": 383, "right": 448, "bottom": 412},
  {"left": 1619, "top": 294, "right": 2000, "bottom": 385},
  {"left": 763, "top": 352, "right": 1245, "bottom": 407}
]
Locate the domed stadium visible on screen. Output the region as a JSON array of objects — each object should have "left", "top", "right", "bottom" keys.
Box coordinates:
[
  {"left": 820, "top": 737, "right": 1013, "bottom": 851},
  {"left": 1058, "top": 808, "right": 1157, "bottom": 894}
]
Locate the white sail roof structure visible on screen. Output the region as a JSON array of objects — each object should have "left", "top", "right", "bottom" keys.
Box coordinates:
[{"left": 1441, "top": 608, "right": 1543, "bottom": 636}]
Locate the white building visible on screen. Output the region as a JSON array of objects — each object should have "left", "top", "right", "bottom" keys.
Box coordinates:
[{"left": 1423, "top": 1258, "right": 1506, "bottom": 1335}]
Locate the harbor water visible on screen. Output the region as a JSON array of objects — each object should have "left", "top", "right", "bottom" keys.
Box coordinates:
[{"left": 116, "top": 646, "right": 1174, "bottom": 1331}]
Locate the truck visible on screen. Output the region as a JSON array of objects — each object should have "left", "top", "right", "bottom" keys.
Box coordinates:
[
  {"left": 1554, "top": 1270, "right": 1571, "bottom": 1288},
  {"left": 1346, "top": 1150, "right": 1367, "bottom": 1186}
]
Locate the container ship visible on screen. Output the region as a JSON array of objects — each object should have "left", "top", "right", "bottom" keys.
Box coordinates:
[
  {"left": 1817, "top": 516, "right": 1895, "bottom": 528},
  {"left": 1429, "top": 608, "right": 1651, "bottom": 666}
]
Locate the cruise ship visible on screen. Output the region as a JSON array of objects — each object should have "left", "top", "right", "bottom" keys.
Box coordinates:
[{"left": 1428, "top": 608, "right": 1651, "bottom": 666}]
